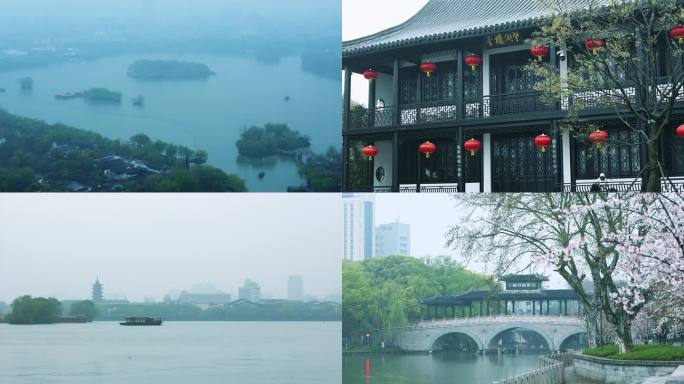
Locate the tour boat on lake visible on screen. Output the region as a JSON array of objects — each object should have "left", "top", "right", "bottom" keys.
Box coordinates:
[{"left": 119, "top": 317, "right": 162, "bottom": 326}]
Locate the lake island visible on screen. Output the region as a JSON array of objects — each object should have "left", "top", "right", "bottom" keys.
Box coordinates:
[{"left": 127, "top": 59, "right": 216, "bottom": 81}]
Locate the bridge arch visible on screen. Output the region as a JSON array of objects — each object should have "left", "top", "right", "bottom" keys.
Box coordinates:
[
  {"left": 430, "top": 329, "right": 484, "bottom": 352},
  {"left": 558, "top": 332, "right": 589, "bottom": 352},
  {"left": 486, "top": 325, "right": 553, "bottom": 352}
]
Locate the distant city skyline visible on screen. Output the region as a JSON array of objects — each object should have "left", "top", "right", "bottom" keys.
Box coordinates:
[{"left": 0, "top": 194, "right": 341, "bottom": 303}]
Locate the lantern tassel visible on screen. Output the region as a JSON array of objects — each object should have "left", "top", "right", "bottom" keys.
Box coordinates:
[
  {"left": 470, "top": 150, "right": 475, "bottom": 156},
  {"left": 679, "top": 37, "right": 684, "bottom": 44}
]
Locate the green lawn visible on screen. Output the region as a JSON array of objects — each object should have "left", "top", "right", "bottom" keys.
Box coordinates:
[{"left": 583, "top": 344, "right": 684, "bottom": 361}]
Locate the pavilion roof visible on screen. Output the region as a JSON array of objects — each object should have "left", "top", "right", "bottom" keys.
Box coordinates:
[
  {"left": 343, "top": 0, "right": 608, "bottom": 58},
  {"left": 422, "top": 288, "right": 579, "bottom": 305}
]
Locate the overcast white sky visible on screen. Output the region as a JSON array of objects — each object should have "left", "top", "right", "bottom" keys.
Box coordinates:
[
  {"left": 0, "top": 194, "right": 341, "bottom": 303},
  {"left": 373, "top": 194, "right": 567, "bottom": 289},
  {"left": 342, "top": 0, "right": 430, "bottom": 104}
]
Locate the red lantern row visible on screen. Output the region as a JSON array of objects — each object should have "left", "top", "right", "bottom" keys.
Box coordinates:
[{"left": 362, "top": 126, "right": 680, "bottom": 161}]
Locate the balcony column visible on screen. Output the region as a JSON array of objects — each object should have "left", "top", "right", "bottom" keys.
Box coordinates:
[
  {"left": 416, "top": 63, "right": 422, "bottom": 123},
  {"left": 392, "top": 59, "right": 400, "bottom": 126},
  {"left": 343, "top": 66, "right": 352, "bottom": 131},
  {"left": 456, "top": 48, "right": 465, "bottom": 192},
  {"left": 562, "top": 122, "right": 572, "bottom": 188},
  {"left": 368, "top": 73, "right": 376, "bottom": 127},
  {"left": 342, "top": 135, "right": 349, "bottom": 191},
  {"left": 342, "top": 67, "right": 352, "bottom": 192},
  {"left": 483, "top": 133, "right": 492, "bottom": 192},
  {"left": 392, "top": 131, "right": 400, "bottom": 192}
]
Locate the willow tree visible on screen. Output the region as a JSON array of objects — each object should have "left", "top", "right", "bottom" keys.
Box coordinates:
[{"left": 529, "top": 0, "right": 684, "bottom": 191}]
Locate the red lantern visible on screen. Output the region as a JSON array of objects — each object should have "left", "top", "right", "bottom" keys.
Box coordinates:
[
  {"left": 363, "top": 69, "right": 379, "bottom": 82},
  {"left": 465, "top": 54, "right": 482, "bottom": 72},
  {"left": 589, "top": 129, "right": 609, "bottom": 148},
  {"left": 672, "top": 26, "right": 684, "bottom": 45},
  {"left": 420, "top": 62, "right": 437, "bottom": 77},
  {"left": 676, "top": 124, "right": 684, "bottom": 138},
  {"left": 585, "top": 38, "right": 605, "bottom": 55},
  {"left": 419, "top": 141, "right": 437, "bottom": 158},
  {"left": 362, "top": 145, "right": 378, "bottom": 161},
  {"left": 464, "top": 138, "right": 482, "bottom": 156},
  {"left": 531, "top": 46, "right": 550, "bottom": 62},
  {"left": 534, "top": 133, "right": 553, "bottom": 153}
]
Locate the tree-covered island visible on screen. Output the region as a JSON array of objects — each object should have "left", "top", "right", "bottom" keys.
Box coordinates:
[
  {"left": 0, "top": 110, "right": 246, "bottom": 192},
  {"left": 82, "top": 87, "right": 122, "bottom": 104},
  {"left": 236, "top": 123, "right": 311, "bottom": 158},
  {"left": 127, "top": 60, "right": 216, "bottom": 81},
  {"left": 235, "top": 123, "right": 341, "bottom": 191}
]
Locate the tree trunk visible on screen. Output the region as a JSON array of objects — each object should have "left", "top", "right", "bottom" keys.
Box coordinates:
[{"left": 644, "top": 130, "right": 661, "bottom": 192}]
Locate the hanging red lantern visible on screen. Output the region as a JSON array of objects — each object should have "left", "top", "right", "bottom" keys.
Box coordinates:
[
  {"left": 585, "top": 38, "right": 605, "bottom": 55},
  {"left": 534, "top": 133, "right": 553, "bottom": 153},
  {"left": 464, "top": 138, "right": 482, "bottom": 156},
  {"left": 420, "top": 62, "right": 437, "bottom": 77},
  {"left": 362, "top": 145, "right": 378, "bottom": 161},
  {"left": 465, "top": 54, "right": 482, "bottom": 72},
  {"left": 589, "top": 129, "right": 609, "bottom": 148},
  {"left": 671, "top": 26, "right": 684, "bottom": 45},
  {"left": 419, "top": 141, "right": 437, "bottom": 158},
  {"left": 676, "top": 124, "right": 684, "bottom": 138},
  {"left": 531, "top": 46, "right": 550, "bottom": 62},
  {"left": 363, "top": 69, "right": 379, "bottom": 82}
]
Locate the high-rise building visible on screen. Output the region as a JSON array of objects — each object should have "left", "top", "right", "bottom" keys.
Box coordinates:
[
  {"left": 238, "top": 279, "right": 261, "bottom": 302},
  {"left": 287, "top": 275, "right": 304, "bottom": 301},
  {"left": 375, "top": 221, "right": 411, "bottom": 257},
  {"left": 343, "top": 193, "right": 375, "bottom": 261},
  {"left": 92, "top": 277, "right": 103, "bottom": 302}
]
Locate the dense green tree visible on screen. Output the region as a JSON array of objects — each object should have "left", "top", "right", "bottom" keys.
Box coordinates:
[
  {"left": 69, "top": 300, "right": 97, "bottom": 321},
  {"left": 297, "top": 146, "right": 341, "bottom": 192},
  {"left": 342, "top": 255, "right": 495, "bottom": 345},
  {"left": 8, "top": 295, "right": 61, "bottom": 324}
]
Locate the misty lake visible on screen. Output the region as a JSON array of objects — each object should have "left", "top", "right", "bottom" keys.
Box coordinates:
[
  {"left": 0, "top": 54, "right": 340, "bottom": 191},
  {"left": 0, "top": 321, "right": 340, "bottom": 384}
]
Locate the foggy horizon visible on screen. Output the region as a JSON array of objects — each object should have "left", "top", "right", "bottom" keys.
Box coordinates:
[{"left": 0, "top": 194, "right": 342, "bottom": 303}]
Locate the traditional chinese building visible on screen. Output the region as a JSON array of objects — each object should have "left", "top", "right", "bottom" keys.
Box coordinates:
[
  {"left": 421, "top": 274, "right": 581, "bottom": 319},
  {"left": 342, "top": 0, "right": 684, "bottom": 192}
]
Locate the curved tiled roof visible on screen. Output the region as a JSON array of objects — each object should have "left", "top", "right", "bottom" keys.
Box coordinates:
[{"left": 343, "top": 0, "right": 605, "bottom": 57}]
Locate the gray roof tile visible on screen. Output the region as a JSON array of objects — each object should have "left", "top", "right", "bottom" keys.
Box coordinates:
[{"left": 343, "top": 0, "right": 606, "bottom": 57}]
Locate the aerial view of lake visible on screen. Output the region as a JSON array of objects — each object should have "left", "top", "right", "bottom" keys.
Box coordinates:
[
  {"left": 0, "top": 54, "right": 340, "bottom": 191},
  {"left": 0, "top": 321, "right": 341, "bottom": 384},
  {"left": 343, "top": 353, "right": 602, "bottom": 384}
]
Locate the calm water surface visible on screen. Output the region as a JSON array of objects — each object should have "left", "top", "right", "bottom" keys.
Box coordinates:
[
  {"left": 0, "top": 54, "right": 340, "bottom": 191},
  {"left": 343, "top": 353, "right": 603, "bottom": 384},
  {"left": 0, "top": 321, "right": 341, "bottom": 384}
]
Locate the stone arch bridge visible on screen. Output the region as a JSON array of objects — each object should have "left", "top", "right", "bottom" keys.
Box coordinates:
[{"left": 395, "top": 315, "right": 586, "bottom": 352}]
